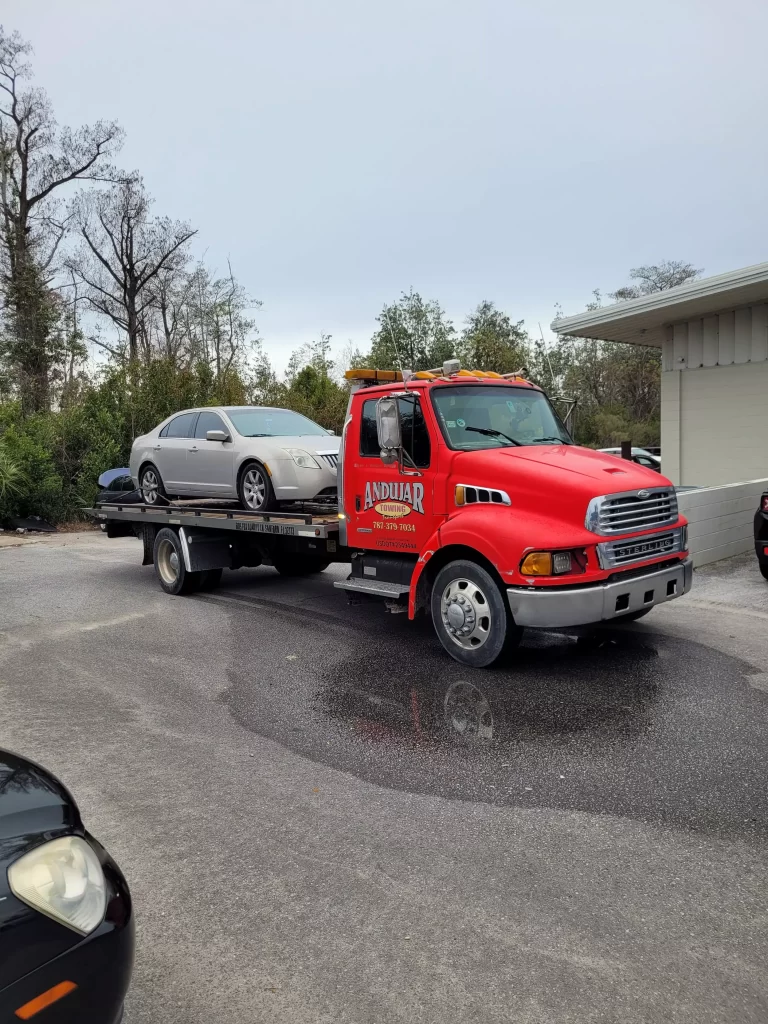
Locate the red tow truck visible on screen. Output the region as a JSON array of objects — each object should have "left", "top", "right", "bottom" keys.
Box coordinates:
[{"left": 89, "top": 361, "right": 692, "bottom": 667}]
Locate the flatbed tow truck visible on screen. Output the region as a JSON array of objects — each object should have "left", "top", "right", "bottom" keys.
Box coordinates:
[{"left": 88, "top": 361, "right": 692, "bottom": 667}]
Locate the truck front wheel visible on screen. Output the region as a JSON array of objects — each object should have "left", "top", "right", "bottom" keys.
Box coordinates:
[{"left": 431, "top": 559, "right": 521, "bottom": 668}]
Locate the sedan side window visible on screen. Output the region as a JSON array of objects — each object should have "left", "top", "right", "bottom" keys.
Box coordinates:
[
  {"left": 165, "top": 413, "right": 198, "bottom": 438},
  {"left": 195, "top": 412, "right": 227, "bottom": 439}
]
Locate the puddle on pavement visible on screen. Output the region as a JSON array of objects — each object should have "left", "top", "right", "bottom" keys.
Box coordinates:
[{"left": 221, "top": 621, "right": 768, "bottom": 837}]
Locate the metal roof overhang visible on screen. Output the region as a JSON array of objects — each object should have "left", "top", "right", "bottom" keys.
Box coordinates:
[{"left": 550, "top": 261, "right": 768, "bottom": 346}]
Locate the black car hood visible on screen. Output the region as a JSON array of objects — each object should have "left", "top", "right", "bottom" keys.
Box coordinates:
[
  {"left": 0, "top": 749, "right": 81, "bottom": 849},
  {"left": 0, "top": 750, "right": 85, "bottom": 991}
]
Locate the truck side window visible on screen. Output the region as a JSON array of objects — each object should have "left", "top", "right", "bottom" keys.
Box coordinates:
[{"left": 360, "top": 397, "right": 431, "bottom": 468}]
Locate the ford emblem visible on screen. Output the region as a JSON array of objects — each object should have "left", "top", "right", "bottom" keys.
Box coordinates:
[{"left": 637, "top": 489, "right": 650, "bottom": 499}]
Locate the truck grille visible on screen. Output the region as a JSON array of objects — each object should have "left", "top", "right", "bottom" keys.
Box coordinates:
[
  {"left": 317, "top": 452, "right": 339, "bottom": 470},
  {"left": 586, "top": 487, "right": 678, "bottom": 536},
  {"left": 597, "top": 528, "right": 685, "bottom": 569}
]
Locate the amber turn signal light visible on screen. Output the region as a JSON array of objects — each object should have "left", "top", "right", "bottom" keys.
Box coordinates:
[
  {"left": 520, "top": 552, "right": 552, "bottom": 576},
  {"left": 15, "top": 981, "right": 77, "bottom": 1019}
]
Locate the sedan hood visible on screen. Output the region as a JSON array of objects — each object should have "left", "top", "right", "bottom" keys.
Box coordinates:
[{"left": 243, "top": 434, "right": 339, "bottom": 454}]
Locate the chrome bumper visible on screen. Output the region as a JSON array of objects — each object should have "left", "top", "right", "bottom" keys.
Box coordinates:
[{"left": 506, "top": 557, "right": 693, "bottom": 628}]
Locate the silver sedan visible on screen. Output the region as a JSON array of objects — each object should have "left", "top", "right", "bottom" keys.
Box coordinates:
[{"left": 130, "top": 407, "right": 340, "bottom": 511}]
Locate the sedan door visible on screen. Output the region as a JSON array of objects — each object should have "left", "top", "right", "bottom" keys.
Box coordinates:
[
  {"left": 185, "top": 411, "right": 236, "bottom": 497},
  {"left": 155, "top": 412, "right": 199, "bottom": 491}
]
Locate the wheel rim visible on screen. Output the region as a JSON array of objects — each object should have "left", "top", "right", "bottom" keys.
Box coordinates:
[
  {"left": 243, "top": 468, "right": 266, "bottom": 509},
  {"left": 141, "top": 469, "right": 159, "bottom": 504},
  {"left": 157, "top": 539, "right": 180, "bottom": 585},
  {"left": 444, "top": 682, "right": 494, "bottom": 743},
  {"left": 440, "top": 577, "right": 492, "bottom": 650}
]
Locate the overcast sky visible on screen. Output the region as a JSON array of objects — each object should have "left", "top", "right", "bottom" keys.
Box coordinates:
[{"left": 6, "top": 0, "right": 768, "bottom": 371}]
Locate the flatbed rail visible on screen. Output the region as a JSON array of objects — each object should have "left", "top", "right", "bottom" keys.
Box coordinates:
[{"left": 86, "top": 502, "right": 341, "bottom": 539}]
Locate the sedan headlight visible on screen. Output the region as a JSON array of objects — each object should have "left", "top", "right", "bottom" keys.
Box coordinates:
[
  {"left": 283, "top": 449, "right": 319, "bottom": 469},
  {"left": 8, "top": 836, "right": 106, "bottom": 935}
]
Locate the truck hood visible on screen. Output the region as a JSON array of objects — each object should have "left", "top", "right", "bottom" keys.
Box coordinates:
[
  {"left": 456, "top": 444, "right": 671, "bottom": 526},
  {"left": 493, "top": 443, "right": 663, "bottom": 488}
]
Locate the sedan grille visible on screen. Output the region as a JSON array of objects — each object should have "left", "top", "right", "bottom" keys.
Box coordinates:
[
  {"left": 317, "top": 452, "right": 339, "bottom": 470},
  {"left": 586, "top": 487, "right": 678, "bottom": 536},
  {"left": 597, "top": 528, "right": 685, "bottom": 569}
]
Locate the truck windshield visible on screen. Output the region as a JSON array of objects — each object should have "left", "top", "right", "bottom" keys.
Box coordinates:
[
  {"left": 431, "top": 385, "right": 572, "bottom": 450},
  {"left": 227, "top": 408, "right": 328, "bottom": 437}
]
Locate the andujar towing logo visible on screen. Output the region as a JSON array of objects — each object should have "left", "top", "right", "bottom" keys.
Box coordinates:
[{"left": 364, "top": 481, "right": 425, "bottom": 518}]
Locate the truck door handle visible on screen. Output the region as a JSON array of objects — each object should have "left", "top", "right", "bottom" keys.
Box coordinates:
[
  {"left": 355, "top": 495, "right": 361, "bottom": 511},
  {"left": 153, "top": 445, "right": 162, "bottom": 451},
  {"left": 188, "top": 446, "right": 198, "bottom": 452}
]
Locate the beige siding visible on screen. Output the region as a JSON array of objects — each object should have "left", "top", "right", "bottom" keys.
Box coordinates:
[
  {"left": 678, "top": 478, "right": 768, "bottom": 566},
  {"left": 676, "top": 361, "right": 768, "bottom": 485}
]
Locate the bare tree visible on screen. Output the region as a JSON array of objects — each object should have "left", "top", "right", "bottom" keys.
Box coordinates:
[
  {"left": 0, "top": 26, "right": 125, "bottom": 410},
  {"left": 610, "top": 260, "right": 702, "bottom": 301},
  {"left": 68, "top": 179, "right": 197, "bottom": 361}
]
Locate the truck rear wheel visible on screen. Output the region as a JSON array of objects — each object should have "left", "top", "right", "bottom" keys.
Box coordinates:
[
  {"left": 153, "top": 528, "right": 202, "bottom": 595},
  {"left": 431, "top": 559, "right": 521, "bottom": 668}
]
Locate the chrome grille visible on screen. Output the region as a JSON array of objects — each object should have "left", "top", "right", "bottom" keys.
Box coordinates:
[
  {"left": 317, "top": 452, "right": 339, "bottom": 470},
  {"left": 586, "top": 487, "right": 678, "bottom": 536},
  {"left": 597, "top": 528, "right": 685, "bottom": 569}
]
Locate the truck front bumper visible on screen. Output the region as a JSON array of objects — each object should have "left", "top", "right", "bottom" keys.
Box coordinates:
[{"left": 506, "top": 557, "right": 693, "bottom": 628}]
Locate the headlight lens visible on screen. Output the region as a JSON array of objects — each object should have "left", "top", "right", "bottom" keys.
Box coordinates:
[
  {"left": 8, "top": 836, "right": 106, "bottom": 935},
  {"left": 283, "top": 448, "right": 319, "bottom": 469}
]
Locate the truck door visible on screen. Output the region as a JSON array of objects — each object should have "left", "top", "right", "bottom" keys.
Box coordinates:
[{"left": 347, "top": 394, "right": 442, "bottom": 555}]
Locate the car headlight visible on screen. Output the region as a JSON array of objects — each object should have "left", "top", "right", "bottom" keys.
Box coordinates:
[
  {"left": 283, "top": 449, "right": 319, "bottom": 469},
  {"left": 8, "top": 836, "right": 106, "bottom": 935}
]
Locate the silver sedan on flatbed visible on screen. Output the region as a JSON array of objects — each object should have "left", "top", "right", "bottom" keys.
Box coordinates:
[{"left": 130, "top": 406, "right": 340, "bottom": 511}]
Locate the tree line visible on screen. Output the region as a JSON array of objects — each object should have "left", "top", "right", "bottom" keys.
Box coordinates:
[{"left": 0, "top": 25, "right": 699, "bottom": 523}]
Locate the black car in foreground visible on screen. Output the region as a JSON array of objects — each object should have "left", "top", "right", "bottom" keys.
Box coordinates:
[
  {"left": 0, "top": 750, "right": 133, "bottom": 1022},
  {"left": 756, "top": 491, "right": 768, "bottom": 581}
]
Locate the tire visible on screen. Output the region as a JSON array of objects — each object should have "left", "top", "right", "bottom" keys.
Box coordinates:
[
  {"left": 273, "top": 557, "right": 330, "bottom": 577},
  {"left": 430, "top": 559, "right": 522, "bottom": 668},
  {"left": 238, "top": 462, "right": 277, "bottom": 512},
  {"left": 760, "top": 563, "right": 768, "bottom": 582},
  {"left": 153, "top": 528, "right": 202, "bottom": 595},
  {"left": 139, "top": 464, "right": 168, "bottom": 506},
  {"left": 617, "top": 608, "right": 653, "bottom": 622}
]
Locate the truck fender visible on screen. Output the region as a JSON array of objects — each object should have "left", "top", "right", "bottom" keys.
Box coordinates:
[
  {"left": 408, "top": 526, "right": 443, "bottom": 619},
  {"left": 407, "top": 514, "right": 517, "bottom": 619}
]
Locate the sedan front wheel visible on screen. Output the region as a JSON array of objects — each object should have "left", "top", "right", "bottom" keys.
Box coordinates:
[
  {"left": 238, "top": 463, "right": 277, "bottom": 512},
  {"left": 140, "top": 465, "right": 167, "bottom": 505}
]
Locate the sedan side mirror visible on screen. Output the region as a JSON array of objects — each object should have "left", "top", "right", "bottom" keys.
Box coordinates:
[
  {"left": 376, "top": 397, "right": 401, "bottom": 465},
  {"left": 207, "top": 429, "right": 230, "bottom": 442}
]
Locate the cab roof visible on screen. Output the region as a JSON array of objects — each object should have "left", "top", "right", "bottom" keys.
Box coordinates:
[{"left": 344, "top": 368, "right": 542, "bottom": 393}]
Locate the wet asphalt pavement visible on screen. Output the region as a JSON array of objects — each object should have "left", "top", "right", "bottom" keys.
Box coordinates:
[
  {"left": 221, "top": 603, "right": 768, "bottom": 839},
  {"left": 1, "top": 533, "right": 767, "bottom": 1023}
]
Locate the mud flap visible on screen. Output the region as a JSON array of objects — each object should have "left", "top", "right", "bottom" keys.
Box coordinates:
[{"left": 141, "top": 524, "right": 156, "bottom": 566}]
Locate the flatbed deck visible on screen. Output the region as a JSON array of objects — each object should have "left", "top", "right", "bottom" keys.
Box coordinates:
[{"left": 86, "top": 501, "right": 341, "bottom": 539}]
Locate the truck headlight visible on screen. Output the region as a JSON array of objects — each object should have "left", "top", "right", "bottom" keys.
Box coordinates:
[
  {"left": 283, "top": 449, "right": 320, "bottom": 469},
  {"left": 8, "top": 836, "right": 106, "bottom": 935}
]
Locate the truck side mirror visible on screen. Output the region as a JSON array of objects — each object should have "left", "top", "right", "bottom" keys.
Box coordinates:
[{"left": 376, "top": 397, "right": 401, "bottom": 463}]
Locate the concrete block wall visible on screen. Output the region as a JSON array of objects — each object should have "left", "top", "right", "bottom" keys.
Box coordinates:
[{"left": 678, "top": 478, "right": 768, "bottom": 566}]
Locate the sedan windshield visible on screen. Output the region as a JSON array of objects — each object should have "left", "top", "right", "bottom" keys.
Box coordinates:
[
  {"left": 227, "top": 408, "right": 328, "bottom": 437},
  {"left": 431, "top": 385, "right": 572, "bottom": 450}
]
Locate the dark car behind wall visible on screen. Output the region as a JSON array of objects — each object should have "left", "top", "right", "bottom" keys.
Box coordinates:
[
  {"left": 755, "top": 491, "right": 768, "bottom": 581},
  {"left": 0, "top": 750, "right": 133, "bottom": 1023}
]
